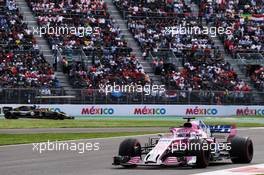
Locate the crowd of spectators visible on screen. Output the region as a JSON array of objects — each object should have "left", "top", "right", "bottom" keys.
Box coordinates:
[
  {"left": 128, "top": 17, "right": 218, "bottom": 57},
  {"left": 26, "top": 0, "right": 116, "bottom": 52},
  {"left": 115, "top": 0, "right": 197, "bottom": 57},
  {"left": 114, "top": 0, "right": 192, "bottom": 17},
  {"left": 26, "top": 0, "right": 150, "bottom": 89},
  {"left": 114, "top": 0, "right": 251, "bottom": 95},
  {"left": 153, "top": 46, "right": 251, "bottom": 92},
  {"left": 62, "top": 54, "right": 150, "bottom": 89},
  {"left": 198, "top": 0, "right": 263, "bottom": 55},
  {"left": 0, "top": 50, "right": 59, "bottom": 88},
  {"left": 0, "top": 0, "right": 60, "bottom": 89},
  {"left": 0, "top": 0, "right": 260, "bottom": 104}
]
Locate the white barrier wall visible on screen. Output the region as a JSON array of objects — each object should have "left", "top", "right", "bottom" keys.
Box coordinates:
[{"left": 1, "top": 104, "right": 264, "bottom": 117}]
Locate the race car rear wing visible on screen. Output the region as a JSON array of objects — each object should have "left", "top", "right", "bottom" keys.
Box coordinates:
[
  {"left": 209, "top": 125, "right": 237, "bottom": 142},
  {"left": 2, "top": 107, "right": 13, "bottom": 114},
  {"left": 209, "top": 125, "right": 235, "bottom": 133}
]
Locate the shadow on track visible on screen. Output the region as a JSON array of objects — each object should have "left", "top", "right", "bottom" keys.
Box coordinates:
[{"left": 110, "top": 162, "right": 232, "bottom": 171}]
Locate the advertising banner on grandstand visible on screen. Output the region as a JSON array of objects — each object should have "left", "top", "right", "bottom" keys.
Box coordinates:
[{"left": 1, "top": 104, "right": 264, "bottom": 117}]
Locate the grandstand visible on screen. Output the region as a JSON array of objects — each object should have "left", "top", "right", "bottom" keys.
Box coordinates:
[{"left": 0, "top": 0, "right": 263, "bottom": 105}]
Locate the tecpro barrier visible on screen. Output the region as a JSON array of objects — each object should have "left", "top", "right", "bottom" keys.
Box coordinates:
[{"left": 0, "top": 104, "right": 264, "bottom": 117}]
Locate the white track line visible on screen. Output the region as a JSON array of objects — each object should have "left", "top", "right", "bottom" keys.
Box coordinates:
[
  {"left": 192, "top": 164, "right": 264, "bottom": 175},
  {"left": 238, "top": 127, "right": 264, "bottom": 130}
]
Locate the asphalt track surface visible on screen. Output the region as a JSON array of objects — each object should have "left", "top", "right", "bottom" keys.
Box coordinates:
[
  {"left": 0, "top": 128, "right": 264, "bottom": 175},
  {"left": 1, "top": 127, "right": 264, "bottom": 134},
  {"left": 0, "top": 127, "right": 169, "bottom": 134}
]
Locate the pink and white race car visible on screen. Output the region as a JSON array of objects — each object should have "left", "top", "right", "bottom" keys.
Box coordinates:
[{"left": 113, "top": 117, "right": 253, "bottom": 168}]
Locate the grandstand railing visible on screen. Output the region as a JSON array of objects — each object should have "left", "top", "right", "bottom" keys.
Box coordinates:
[
  {"left": 121, "top": 10, "right": 192, "bottom": 20},
  {"left": 234, "top": 53, "right": 264, "bottom": 73},
  {"left": 0, "top": 88, "right": 65, "bottom": 104},
  {"left": 59, "top": 48, "right": 88, "bottom": 62},
  {"left": 237, "top": 53, "right": 264, "bottom": 66},
  {"left": 0, "top": 88, "right": 263, "bottom": 105},
  {"left": 149, "top": 50, "right": 182, "bottom": 66}
]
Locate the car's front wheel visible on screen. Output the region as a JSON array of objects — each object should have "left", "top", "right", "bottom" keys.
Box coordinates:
[
  {"left": 189, "top": 139, "right": 210, "bottom": 168},
  {"left": 5, "top": 112, "right": 18, "bottom": 119},
  {"left": 118, "top": 138, "right": 141, "bottom": 168},
  {"left": 4, "top": 112, "right": 12, "bottom": 119}
]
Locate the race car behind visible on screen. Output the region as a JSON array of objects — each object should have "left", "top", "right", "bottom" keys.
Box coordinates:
[{"left": 3, "top": 106, "right": 74, "bottom": 120}]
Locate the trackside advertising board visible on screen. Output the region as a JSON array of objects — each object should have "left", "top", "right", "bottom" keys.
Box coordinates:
[{"left": 0, "top": 104, "right": 264, "bottom": 117}]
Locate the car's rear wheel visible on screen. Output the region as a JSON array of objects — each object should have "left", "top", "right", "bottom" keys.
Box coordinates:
[
  {"left": 58, "top": 115, "right": 64, "bottom": 120},
  {"left": 30, "top": 111, "right": 35, "bottom": 116},
  {"left": 39, "top": 112, "right": 45, "bottom": 118},
  {"left": 118, "top": 138, "right": 141, "bottom": 168},
  {"left": 189, "top": 139, "right": 210, "bottom": 168},
  {"left": 52, "top": 113, "right": 64, "bottom": 120},
  {"left": 230, "top": 136, "right": 253, "bottom": 163}
]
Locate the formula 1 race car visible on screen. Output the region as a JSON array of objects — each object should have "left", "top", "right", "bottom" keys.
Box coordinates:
[
  {"left": 3, "top": 106, "right": 74, "bottom": 120},
  {"left": 113, "top": 117, "right": 253, "bottom": 168}
]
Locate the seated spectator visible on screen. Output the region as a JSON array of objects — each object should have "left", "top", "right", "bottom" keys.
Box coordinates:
[{"left": 251, "top": 66, "right": 264, "bottom": 91}]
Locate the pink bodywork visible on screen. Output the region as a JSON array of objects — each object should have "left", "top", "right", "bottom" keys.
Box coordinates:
[{"left": 126, "top": 121, "right": 237, "bottom": 166}]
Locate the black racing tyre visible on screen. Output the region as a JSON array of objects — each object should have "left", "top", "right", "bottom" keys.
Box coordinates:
[
  {"left": 5, "top": 113, "right": 18, "bottom": 119},
  {"left": 58, "top": 115, "right": 64, "bottom": 120},
  {"left": 4, "top": 112, "right": 12, "bottom": 119},
  {"left": 52, "top": 113, "right": 59, "bottom": 120},
  {"left": 55, "top": 114, "right": 64, "bottom": 120},
  {"left": 230, "top": 136, "right": 253, "bottom": 163},
  {"left": 189, "top": 139, "right": 210, "bottom": 168},
  {"left": 52, "top": 113, "right": 64, "bottom": 120},
  {"left": 41, "top": 112, "right": 46, "bottom": 117},
  {"left": 118, "top": 138, "right": 141, "bottom": 168},
  {"left": 34, "top": 112, "right": 40, "bottom": 118},
  {"left": 12, "top": 113, "right": 19, "bottom": 119}
]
